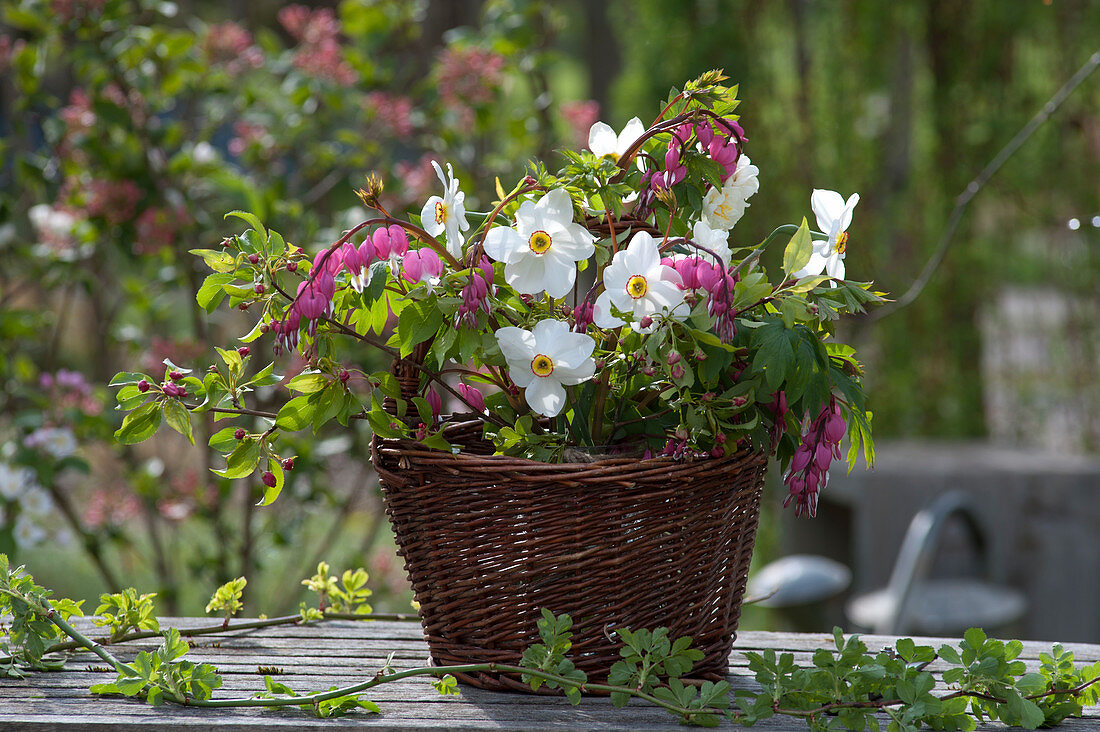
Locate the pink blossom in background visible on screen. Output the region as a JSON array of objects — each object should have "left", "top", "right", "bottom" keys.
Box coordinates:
[
  {"left": 82, "top": 489, "right": 140, "bottom": 530},
  {"left": 394, "top": 154, "right": 439, "bottom": 205},
  {"left": 435, "top": 46, "right": 504, "bottom": 124},
  {"left": 60, "top": 89, "right": 96, "bottom": 137},
  {"left": 49, "top": 0, "right": 107, "bottom": 22},
  {"left": 229, "top": 120, "right": 273, "bottom": 157},
  {"left": 561, "top": 100, "right": 601, "bottom": 149},
  {"left": 365, "top": 92, "right": 415, "bottom": 138},
  {"left": 85, "top": 179, "right": 142, "bottom": 226},
  {"left": 135, "top": 206, "right": 189, "bottom": 255},
  {"left": 278, "top": 5, "right": 357, "bottom": 86},
  {"left": 203, "top": 22, "right": 264, "bottom": 73}
]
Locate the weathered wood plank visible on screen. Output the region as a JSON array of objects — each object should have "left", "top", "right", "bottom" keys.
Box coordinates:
[{"left": 2, "top": 622, "right": 1098, "bottom": 730}]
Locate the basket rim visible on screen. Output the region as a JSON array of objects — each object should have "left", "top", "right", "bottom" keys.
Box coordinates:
[{"left": 372, "top": 415, "right": 771, "bottom": 475}]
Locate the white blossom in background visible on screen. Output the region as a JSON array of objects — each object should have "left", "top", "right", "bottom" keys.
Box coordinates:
[
  {"left": 496, "top": 319, "right": 596, "bottom": 418},
  {"left": 13, "top": 514, "right": 46, "bottom": 549},
  {"left": 420, "top": 161, "right": 470, "bottom": 259},
  {"left": 20, "top": 486, "right": 53, "bottom": 516},
  {"left": 24, "top": 426, "right": 78, "bottom": 459},
  {"left": 588, "top": 117, "right": 645, "bottom": 161},
  {"left": 702, "top": 155, "right": 759, "bottom": 231},
  {"left": 793, "top": 189, "right": 860, "bottom": 283},
  {"left": 483, "top": 188, "right": 595, "bottom": 299},
  {"left": 594, "top": 231, "right": 688, "bottom": 333},
  {"left": 0, "top": 463, "right": 32, "bottom": 500}
]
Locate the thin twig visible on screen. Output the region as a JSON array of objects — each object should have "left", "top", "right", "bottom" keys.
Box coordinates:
[{"left": 872, "top": 50, "right": 1100, "bottom": 320}]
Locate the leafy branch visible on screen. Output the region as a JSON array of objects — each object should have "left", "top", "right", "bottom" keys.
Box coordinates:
[{"left": 1, "top": 557, "right": 1097, "bottom": 728}]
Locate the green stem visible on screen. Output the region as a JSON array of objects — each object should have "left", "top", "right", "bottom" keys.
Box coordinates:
[{"left": 0, "top": 590, "right": 136, "bottom": 677}]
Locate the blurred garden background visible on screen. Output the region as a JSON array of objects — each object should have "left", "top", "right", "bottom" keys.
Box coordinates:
[{"left": 0, "top": 0, "right": 1098, "bottom": 631}]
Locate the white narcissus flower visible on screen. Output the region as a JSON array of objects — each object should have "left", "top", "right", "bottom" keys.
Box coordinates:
[
  {"left": 588, "top": 117, "right": 645, "bottom": 161},
  {"left": 793, "top": 189, "right": 860, "bottom": 283},
  {"left": 419, "top": 161, "right": 470, "bottom": 259},
  {"left": 496, "top": 319, "right": 596, "bottom": 418},
  {"left": 594, "top": 231, "right": 688, "bottom": 333},
  {"left": 702, "top": 155, "right": 760, "bottom": 231},
  {"left": 691, "top": 220, "right": 732, "bottom": 266},
  {"left": 483, "top": 188, "right": 595, "bottom": 299}
]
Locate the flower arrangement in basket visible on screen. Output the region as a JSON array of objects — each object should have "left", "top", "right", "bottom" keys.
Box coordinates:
[{"left": 112, "top": 70, "right": 883, "bottom": 688}]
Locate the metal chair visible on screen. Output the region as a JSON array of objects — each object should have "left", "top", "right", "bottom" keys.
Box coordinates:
[{"left": 846, "top": 491, "right": 1028, "bottom": 635}]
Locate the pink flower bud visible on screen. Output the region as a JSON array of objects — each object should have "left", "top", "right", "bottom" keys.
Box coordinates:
[
  {"left": 339, "top": 369, "right": 350, "bottom": 384},
  {"left": 457, "top": 382, "right": 485, "bottom": 412},
  {"left": 262, "top": 471, "right": 276, "bottom": 488},
  {"left": 814, "top": 442, "right": 832, "bottom": 472},
  {"left": 254, "top": 283, "right": 265, "bottom": 294},
  {"left": 667, "top": 351, "right": 682, "bottom": 365},
  {"left": 696, "top": 122, "right": 715, "bottom": 147},
  {"left": 237, "top": 347, "right": 249, "bottom": 357},
  {"left": 234, "top": 428, "right": 246, "bottom": 440},
  {"left": 670, "top": 364, "right": 685, "bottom": 379},
  {"left": 248, "top": 253, "right": 259, "bottom": 264},
  {"left": 638, "top": 315, "right": 653, "bottom": 329},
  {"left": 281, "top": 458, "right": 295, "bottom": 471},
  {"left": 138, "top": 379, "right": 150, "bottom": 393},
  {"left": 825, "top": 411, "right": 846, "bottom": 444},
  {"left": 169, "top": 371, "right": 183, "bottom": 381},
  {"left": 287, "top": 261, "right": 298, "bottom": 273},
  {"left": 426, "top": 387, "right": 442, "bottom": 420},
  {"left": 791, "top": 445, "right": 812, "bottom": 473}
]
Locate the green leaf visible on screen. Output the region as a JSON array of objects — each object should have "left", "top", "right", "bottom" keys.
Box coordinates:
[
  {"left": 214, "top": 439, "right": 261, "bottom": 479},
  {"left": 114, "top": 402, "right": 162, "bottom": 445},
  {"left": 276, "top": 396, "right": 315, "bottom": 431},
  {"left": 396, "top": 297, "right": 444, "bottom": 358},
  {"left": 109, "top": 372, "right": 149, "bottom": 387},
  {"left": 286, "top": 372, "right": 329, "bottom": 394},
  {"left": 225, "top": 210, "right": 266, "bottom": 240},
  {"left": 196, "top": 273, "right": 235, "bottom": 312},
  {"left": 162, "top": 399, "right": 194, "bottom": 445},
  {"left": 258, "top": 459, "right": 284, "bottom": 506},
  {"left": 782, "top": 218, "right": 812, "bottom": 277}
]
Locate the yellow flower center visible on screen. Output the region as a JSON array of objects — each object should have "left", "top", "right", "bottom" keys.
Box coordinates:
[
  {"left": 834, "top": 231, "right": 848, "bottom": 255},
  {"left": 530, "top": 354, "right": 554, "bottom": 377},
  {"left": 626, "top": 274, "right": 648, "bottom": 299},
  {"left": 528, "top": 230, "right": 552, "bottom": 254},
  {"left": 434, "top": 201, "right": 447, "bottom": 225}
]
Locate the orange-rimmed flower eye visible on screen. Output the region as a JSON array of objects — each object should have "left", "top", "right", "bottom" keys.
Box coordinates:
[
  {"left": 434, "top": 200, "right": 447, "bottom": 225},
  {"left": 626, "top": 274, "right": 648, "bottom": 299},
  {"left": 527, "top": 230, "right": 552, "bottom": 254},
  {"left": 530, "top": 354, "right": 554, "bottom": 377}
]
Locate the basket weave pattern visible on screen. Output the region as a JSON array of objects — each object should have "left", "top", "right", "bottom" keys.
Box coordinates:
[{"left": 372, "top": 419, "right": 768, "bottom": 691}]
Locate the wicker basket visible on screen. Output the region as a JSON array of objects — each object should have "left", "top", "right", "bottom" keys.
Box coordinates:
[{"left": 371, "top": 418, "right": 768, "bottom": 692}]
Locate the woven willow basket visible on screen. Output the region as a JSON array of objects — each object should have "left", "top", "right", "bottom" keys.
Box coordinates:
[{"left": 372, "top": 417, "right": 768, "bottom": 692}]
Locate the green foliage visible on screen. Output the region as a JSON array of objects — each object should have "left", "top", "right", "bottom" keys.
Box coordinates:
[
  {"left": 519, "top": 609, "right": 588, "bottom": 704},
  {"left": 90, "top": 628, "right": 223, "bottom": 706},
  {"left": 256, "top": 676, "right": 381, "bottom": 718},
  {"left": 204, "top": 577, "right": 246, "bottom": 622},
  {"left": 301, "top": 562, "right": 373, "bottom": 615},
  {"left": 0, "top": 554, "right": 84, "bottom": 675},
  {"left": 93, "top": 588, "right": 159, "bottom": 640}
]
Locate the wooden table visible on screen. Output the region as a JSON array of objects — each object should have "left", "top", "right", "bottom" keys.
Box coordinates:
[{"left": 2, "top": 618, "right": 1098, "bottom": 730}]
